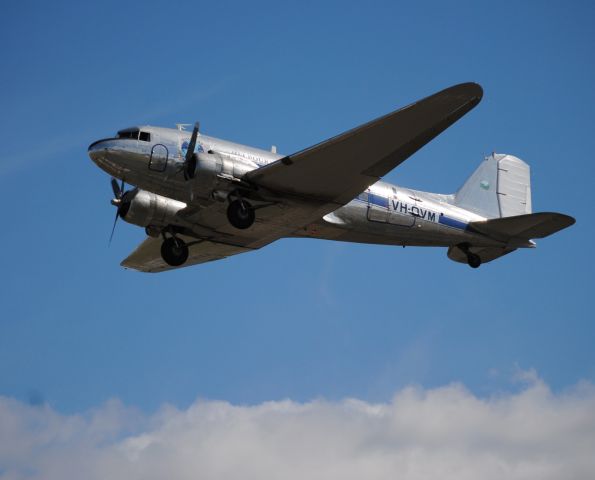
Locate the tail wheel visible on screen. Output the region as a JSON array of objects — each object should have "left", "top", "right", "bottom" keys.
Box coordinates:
[
  {"left": 227, "top": 199, "right": 255, "bottom": 229},
  {"left": 161, "top": 237, "right": 189, "bottom": 266},
  {"left": 467, "top": 253, "right": 481, "bottom": 269}
]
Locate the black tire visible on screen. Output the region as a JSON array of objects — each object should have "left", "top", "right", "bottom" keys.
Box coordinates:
[
  {"left": 160, "top": 237, "right": 189, "bottom": 266},
  {"left": 467, "top": 253, "right": 481, "bottom": 269},
  {"left": 227, "top": 199, "right": 255, "bottom": 229}
]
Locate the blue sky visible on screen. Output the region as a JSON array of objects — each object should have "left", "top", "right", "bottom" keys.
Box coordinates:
[{"left": 1, "top": 0, "right": 594, "bottom": 422}]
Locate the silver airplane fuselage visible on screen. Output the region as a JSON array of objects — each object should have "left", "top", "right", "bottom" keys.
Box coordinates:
[{"left": 89, "top": 125, "right": 506, "bottom": 251}]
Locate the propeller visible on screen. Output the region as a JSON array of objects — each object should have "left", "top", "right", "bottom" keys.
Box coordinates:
[
  {"left": 179, "top": 122, "right": 200, "bottom": 180},
  {"left": 111, "top": 177, "right": 123, "bottom": 201},
  {"left": 108, "top": 177, "right": 131, "bottom": 245}
]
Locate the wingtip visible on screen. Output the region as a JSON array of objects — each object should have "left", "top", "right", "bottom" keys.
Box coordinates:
[
  {"left": 433, "top": 82, "right": 483, "bottom": 107},
  {"left": 457, "top": 82, "right": 484, "bottom": 101},
  {"left": 561, "top": 213, "right": 576, "bottom": 228},
  {"left": 471, "top": 82, "right": 483, "bottom": 100}
]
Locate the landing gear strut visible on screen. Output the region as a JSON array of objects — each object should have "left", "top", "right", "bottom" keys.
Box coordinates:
[
  {"left": 160, "top": 236, "right": 189, "bottom": 266},
  {"left": 227, "top": 199, "right": 255, "bottom": 229}
]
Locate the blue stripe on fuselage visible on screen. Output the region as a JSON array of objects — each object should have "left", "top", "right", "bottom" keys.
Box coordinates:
[
  {"left": 439, "top": 215, "right": 468, "bottom": 230},
  {"left": 368, "top": 193, "right": 388, "bottom": 208}
]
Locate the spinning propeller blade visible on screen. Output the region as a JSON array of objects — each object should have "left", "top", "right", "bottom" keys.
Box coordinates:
[
  {"left": 108, "top": 177, "right": 126, "bottom": 246},
  {"left": 182, "top": 122, "right": 200, "bottom": 180},
  {"left": 109, "top": 209, "right": 119, "bottom": 246},
  {"left": 185, "top": 122, "right": 200, "bottom": 163},
  {"left": 111, "top": 177, "right": 123, "bottom": 199}
]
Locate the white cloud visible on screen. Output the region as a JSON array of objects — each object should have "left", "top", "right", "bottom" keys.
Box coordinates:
[{"left": 1, "top": 375, "right": 595, "bottom": 480}]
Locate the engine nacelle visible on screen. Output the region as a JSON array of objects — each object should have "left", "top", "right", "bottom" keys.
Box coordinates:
[
  {"left": 191, "top": 151, "right": 253, "bottom": 199},
  {"left": 122, "top": 189, "right": 186, "bottom": 228},
  {"left": 193, "top": 152, "right": 223, "bottom": 193}
]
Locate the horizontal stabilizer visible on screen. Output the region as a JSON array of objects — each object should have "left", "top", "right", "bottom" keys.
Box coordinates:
[{"left": 469, "top": 212, "right": 575, "bottom": 242}]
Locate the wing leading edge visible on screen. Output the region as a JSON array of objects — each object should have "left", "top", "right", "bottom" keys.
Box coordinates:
[{"left": 248, "top": 82, "right": 483, "bottom": 205}]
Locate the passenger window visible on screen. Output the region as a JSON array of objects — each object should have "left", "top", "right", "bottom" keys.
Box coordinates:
[{"left": 139, "top": 131, "right": 151, "bottom": 142}]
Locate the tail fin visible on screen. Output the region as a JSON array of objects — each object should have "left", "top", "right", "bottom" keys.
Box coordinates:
[{"left": 454, "top": 153, "right": 531, "bottom": 218}]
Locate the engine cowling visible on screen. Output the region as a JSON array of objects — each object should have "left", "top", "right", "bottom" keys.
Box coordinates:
[
  {"left": 191, "top": 151, "right": 253, "bottom": 198},
  {"left": 192, "top": 152, "right": 223, "bottom": 193},
  {"left": 121, "top": 189, "right": 186, "bottom": 228}
]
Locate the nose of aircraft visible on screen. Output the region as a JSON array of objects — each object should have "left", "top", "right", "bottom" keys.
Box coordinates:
[
  {"left": 88, "top": 139, "right": 105, "bottom": 164},
  {"left": 88, "top": 137, "right": 143, "bottom": 178},
  {"left": 87, "top": 138, "right": 122, "bottom": 178}
]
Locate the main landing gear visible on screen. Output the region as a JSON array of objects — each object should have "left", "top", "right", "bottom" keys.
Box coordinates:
[
  {"left": 158, "top": 192, "right": 257, "bottom": 267},
  {"left": 227, "top": 198, "right": 255, "bottom": 229},
  {"left": 160, "top": 236, "right": 189, "bottom": 266}
]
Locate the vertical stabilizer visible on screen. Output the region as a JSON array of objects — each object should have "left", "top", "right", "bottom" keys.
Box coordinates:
[{"left": 454, "top": 153, "right": 531, "bottom": 218}]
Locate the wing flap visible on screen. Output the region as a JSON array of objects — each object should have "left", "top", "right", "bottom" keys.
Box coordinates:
[
  {"left": 247, "top": 83, "right": 483, "bottom": 205},
  {"left": 121, "top": 235, "right": 254, "bottom": 273}
]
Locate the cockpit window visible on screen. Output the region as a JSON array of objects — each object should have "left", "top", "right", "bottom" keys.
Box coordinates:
[
  {"left": 116, "top": 129, "right": 151, "bottom": 141},
  {"left": 117, "top": 129, "right": 139, "bottom": 140}
]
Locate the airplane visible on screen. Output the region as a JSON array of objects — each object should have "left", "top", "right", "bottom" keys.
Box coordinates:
[{"left": 88, "top": 83, "right": 575, "bottom": 272}]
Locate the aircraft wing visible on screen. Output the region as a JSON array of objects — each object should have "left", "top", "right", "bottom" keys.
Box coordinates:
[
  {"left": 247, "top": 83, "right": 483, "bottom": 205},
  {"left": 121, "top": 234, "right": 255, "bottom": 273}
]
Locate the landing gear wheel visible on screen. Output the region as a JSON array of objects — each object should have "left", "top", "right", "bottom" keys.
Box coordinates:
[
  {"left": 467, "top": 253, "right": 481, "bottom": 269},
  {"left": 161, "top": 237, "right": 189, "bottom": 266},
  {"left": 227, "top": 199, "right": 255, "bottom": 229}
]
